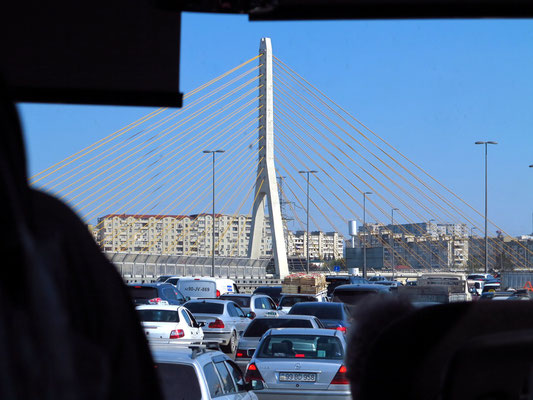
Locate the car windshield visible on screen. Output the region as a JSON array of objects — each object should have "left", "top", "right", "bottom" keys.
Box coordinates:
[
  {"left": 280, "top": 296, "right": 315, "bottom": 307},
  {"left": 155, "top": 363, "right": 202, "bottom": 400},
  {"left": 129, "top": 287, "right": 158, "bottom": 300},
  {"left": 333, "top": 290, "right": 382, "bottom": 305},
  {"left": 244, "top": 318, "right": 314, "bottom": 337},
  {"left": 289, "top": 304, "right": 343, "bottom": 320},
  {"left": 185, "top": 302, "right": 224, "bottom": 315},
  {"left": 219, "top": 295, "right": 250, "bottom": 308},
  {"left": 137, "top": 309, "right": 179, "bottom": 322},
  {"left": 257, "top": 335, "right": 344, "bottom": 359}
]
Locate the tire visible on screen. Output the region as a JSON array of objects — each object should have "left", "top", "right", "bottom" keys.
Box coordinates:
[{"left": 221, "top": 331, "right": 237, "bottom": 354}]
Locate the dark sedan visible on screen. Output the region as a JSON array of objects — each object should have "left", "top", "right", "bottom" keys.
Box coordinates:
[
  {"left": 288, "top": 302, "right": 352, "bottom": 333},
  {"left": 128, "top": 283, "right": 187, "bottom": 306}
]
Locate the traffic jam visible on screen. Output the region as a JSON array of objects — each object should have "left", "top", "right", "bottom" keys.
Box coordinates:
[{"left": 127, "top": 272, "right": 520, "bottom": 400}]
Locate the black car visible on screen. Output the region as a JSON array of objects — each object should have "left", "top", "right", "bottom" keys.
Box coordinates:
[
  {"left": 288, "top": 302, "right": 352, "bottom": 333},
  {"left": 326, "top": 275, "right": 370, "bottom": 297},
  {"left": 253, "top": 286, "right": 282, "bottom": 304},
  {"left": 128, "top": 283, "right": 187, "bottom": 306},
  {"left": 331, "top": 284, "right": 392, "bottom": 306}
]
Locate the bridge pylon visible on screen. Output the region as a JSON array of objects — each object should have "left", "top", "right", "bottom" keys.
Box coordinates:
[{"left": 247, "top": 38, "right": 289, "bottom": 279}]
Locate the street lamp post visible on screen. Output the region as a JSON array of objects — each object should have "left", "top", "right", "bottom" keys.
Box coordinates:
[
  {"left": 299, "top": 170, "right": 317, "bottom": 274},
  {"left": 362, "top": 191, "right": 372, "bottom": 279},
  {"left": 475, "top": 141, "right": 497, "bottom": 274},
  {"left": 203, "top": 150, "right": 225, "bottom": 277},
  {"left": 391, "top": 208, "right": 399, "bottom": 281}
]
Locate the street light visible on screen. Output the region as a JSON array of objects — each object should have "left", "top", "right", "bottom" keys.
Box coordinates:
[
  {"left": 362, "top": 191, "right": 372, "bottom": 279},
  {"left": 475, "top": 141, "right": 497, "bottom": 273},
  {"left": 299, "top": 170, "right": 318, "bottom": 274},
  {"left": 391, "top": 208, "right": 399, "bottom": 281},
  {"left": 203, "top": 150, "right": 225, "bottom": 277}
]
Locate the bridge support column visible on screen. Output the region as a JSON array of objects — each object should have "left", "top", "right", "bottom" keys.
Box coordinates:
[{"left": 247, "top": 38, "right": 289, "bottom": 279}]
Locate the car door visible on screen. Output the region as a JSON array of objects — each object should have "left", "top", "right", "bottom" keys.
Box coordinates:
[
  {"left": 231, "top": 304, "right": 250, "bottom": 335},
  {"left": 202, "top": 361, "right": 235, "bottom": 400},
  {"left": 181, "top": 308, "right": 202, "bottom": 341}
]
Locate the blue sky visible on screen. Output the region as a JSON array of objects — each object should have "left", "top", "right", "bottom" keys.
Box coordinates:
[{"left": 18, "top": 14, "right": 533, "bottom": 236}]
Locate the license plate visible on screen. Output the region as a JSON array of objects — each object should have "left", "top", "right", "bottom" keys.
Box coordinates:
[{"left": 279, "top": 372, "right": 316, "bottom": 382}]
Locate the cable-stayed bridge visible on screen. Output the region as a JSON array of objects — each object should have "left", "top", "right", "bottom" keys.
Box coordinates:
[{"left": 30, "top": 38, "right": 533, "bottom": 279}]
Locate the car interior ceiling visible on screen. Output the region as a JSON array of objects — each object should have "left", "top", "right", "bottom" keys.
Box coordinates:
[{"left": 1, "top": 0, "right": 532, "bottom": 398}]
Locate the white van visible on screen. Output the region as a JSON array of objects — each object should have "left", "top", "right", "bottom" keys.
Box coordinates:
[{"left": 168, "top": 276, "right": 239, "bottom": 299}]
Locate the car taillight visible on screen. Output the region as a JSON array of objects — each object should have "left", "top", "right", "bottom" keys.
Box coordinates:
[
  {"left": 245, "top": 363, "right": 264, "bottom": 383},
  {"left": 330, "top": 365, "right": 349, "bottom": 385},
  {"left": 336, "top": 326, "right": 347, "bottom": 333},
  {"left": 236, "top": 349, "right": 246, "bottom": 358},
  {"left": 216, "top": 290, "right": 221, "bottom": 297},
  {"left": 208, "top": 319, "right": 225, "bottom": 329},
  {"left": 169, "top": 329, "right": 185, "bottom": 339},
  {"left": 148, "top": 297, "right": 162, "bottom": 304}
]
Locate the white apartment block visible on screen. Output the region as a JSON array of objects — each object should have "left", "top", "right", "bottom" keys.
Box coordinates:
[
  {"left": 286, "top": 231, "right": 344, "bottom": 260},
  {"left": 96, "top": 213, "right": 272, "bottom": 257},
  {"left": 95, "top": 214, "right": 344, "bottom": 260}
]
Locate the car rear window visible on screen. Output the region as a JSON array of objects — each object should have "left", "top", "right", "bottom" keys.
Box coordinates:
[
  {"left": 244, "top": 318, "right": 314, "bottom": 337},
  {"left": 289, "top": 304, "right": 343, "bottom": 320},
  {"left": 280, "top": 296, "right": 316, "bottom": 308},
  {"left": 129, "top": 286, "right": 158, "bottom": 300},
  {"left": 257, "top": 335, "right": 344, "bottom": 359},
  {"left": 185, "top": 302, "right": 224, "bottom": 315},
  {"left": 137, "top": 309, "right": 179, "bottom": 323},
  {"left": 254, "top": 287, "right": 282, "bottom": 301},
  {"left": 332, "top": 290, "right": 379, "bottom": 305},
  {"left": 155, "top": 363, "right": 201, "bottom": 400},
  {"left": 219, "top": 296, "right": 250, "bottom": 308}
]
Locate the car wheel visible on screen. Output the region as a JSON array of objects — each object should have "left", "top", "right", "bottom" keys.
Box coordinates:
[{"left": 221, "top": 331, "right": 237, "bottom": 354}]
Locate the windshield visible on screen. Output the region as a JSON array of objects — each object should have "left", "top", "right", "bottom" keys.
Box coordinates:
[
  {"left": 280, "top": 296, "right": 316, "bottom": 307},
  {"left": 155, "top": 363, "right": 201, "bottom": 400},
  {"left": 333, "top": 290, "right": 381, "bottom": 305},
  {"left": 244, "top": 318, "right": 314, "bottom": 337},
  {"left": 257, "top": 335, "right": 344, "bottom": 359},
  {"left": 129, "top": 287, "right": 158, "bottom": 300},
  {"left": 137, "top": 309, "right": 179, "bottom": 323},
  {"left": 289, "top": 304, "right": 343, "bottom": 320},
  {"left": 219, "top": 295, "right": 250, "bottom": 308},
  {"left": 184, "top": 302, "right": 224, "bottom": 315}
]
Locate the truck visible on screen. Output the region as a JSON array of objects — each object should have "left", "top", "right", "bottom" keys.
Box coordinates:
[{"left": 398, "top": 273, "right": 472, "bottom": 304}]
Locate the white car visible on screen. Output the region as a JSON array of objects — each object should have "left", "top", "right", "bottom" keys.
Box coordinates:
[{"left": 136, "top": 305, "right": 204, "bottom": 343}]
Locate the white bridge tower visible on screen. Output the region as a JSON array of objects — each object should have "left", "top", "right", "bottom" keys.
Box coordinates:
[{"left": 247, "top": 38, "right": 289, "bottom": 278}]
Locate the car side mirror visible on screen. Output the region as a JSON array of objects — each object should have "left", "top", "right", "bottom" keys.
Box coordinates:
[{"left": 246, "top": 312, "right": 254, "bottom": 319}]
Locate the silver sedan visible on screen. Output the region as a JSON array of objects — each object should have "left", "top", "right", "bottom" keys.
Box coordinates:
[
  {"left": 185, "top": 299, "right": 252, "bottom": 354},
  {"left": 244, "top": 328, "right": 351, "bottom": 400}
]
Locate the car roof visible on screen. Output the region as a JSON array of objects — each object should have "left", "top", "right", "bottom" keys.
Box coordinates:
[
  {"left": 290, "top": 301, "right": 344, "bottom": 308},
  {"left": 150, "top": 345, "right": 228, "bottom": 364},
  {"left": 166, "top": 276, "right": 235, "bottom": 282},
  {"left": 185, "top": 299, "right": 232, "bottom": 305},
  {"left": 128, "top": 283, "right": 173, "bottom": 288},
  {"left": 253, "top": 314, "right": 317, "bottom": 321},
  {"left": 136, "top": 305, "right": 183, "bottom": 311},
  {"left": 219, "top": 294, "right": 257, "bottom": 298},
  {"left": 333, "top": 283, "right": 391, "bottom": 292},
  {"left": 280, "top": 293, "right": 317, "bottom": 297},
  {"left": 267, "top": 327, "right": 339, "bottom": 336}
]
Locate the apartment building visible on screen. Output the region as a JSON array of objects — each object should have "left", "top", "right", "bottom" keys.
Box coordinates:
[
  {"left": 95, "top": 213, "right": 344, "bottom": 260},
  {"left": 286, "top": 231, "right": 344, "bottom": 260},
  {"left": 95, "top": 213, "right": 272, "bottom": 257}
]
